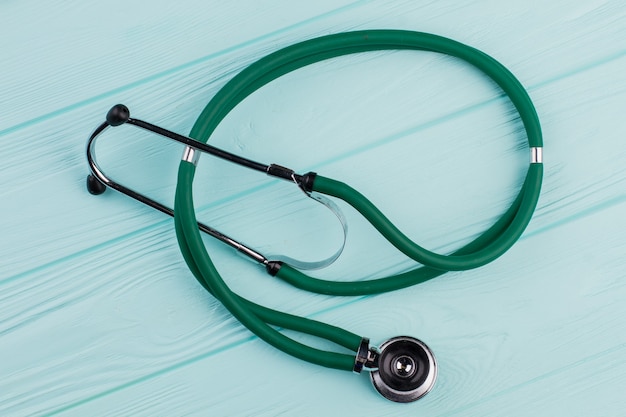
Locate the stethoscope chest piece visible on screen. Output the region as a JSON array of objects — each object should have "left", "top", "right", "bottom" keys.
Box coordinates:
[{"left": 370, "top": 336, "right": 437, "bottom": 403}]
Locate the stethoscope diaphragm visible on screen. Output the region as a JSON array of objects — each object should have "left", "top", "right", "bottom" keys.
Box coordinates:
[{"left": 370, "top": 336, "right": 437, "bottom": 402}]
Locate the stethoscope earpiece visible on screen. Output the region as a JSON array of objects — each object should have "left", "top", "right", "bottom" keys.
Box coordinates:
[
  {"left": 106, "top": 104, "right": 130, "bottom": 126},
  {"left": 369, "top": 336, "right": 437, "bottom": 403},
  {"left": 86, "top": 174, "right": 106, "bottom": 195}
]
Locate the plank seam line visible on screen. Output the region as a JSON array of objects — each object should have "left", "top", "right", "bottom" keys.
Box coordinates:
[{"left": 0, "top": 0, "right": 368, "bottom": 137}]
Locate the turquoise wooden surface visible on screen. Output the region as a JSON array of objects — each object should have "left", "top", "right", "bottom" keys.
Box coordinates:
[{"left": 2, "top": 0, "right": 625, "bottom": 415}]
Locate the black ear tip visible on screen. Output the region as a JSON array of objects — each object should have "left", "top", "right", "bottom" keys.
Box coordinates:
[
  {"left": 106, "top": 104, "right": 130, "bottom": 126},
  {"left": 87, "top": 174, "right": 106, "bottom": 195}
]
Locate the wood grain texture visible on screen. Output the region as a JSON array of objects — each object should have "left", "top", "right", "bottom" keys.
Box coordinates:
[{"left": 1, "top": 1, "right": 625, "bottom": 416}]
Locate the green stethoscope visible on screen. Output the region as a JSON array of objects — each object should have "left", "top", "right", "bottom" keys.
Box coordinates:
[{"left": 86, "top": 30, "right": 543, "bottom": 402}]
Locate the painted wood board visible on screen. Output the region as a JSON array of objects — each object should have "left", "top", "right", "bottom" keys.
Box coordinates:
[{"left": 1, "top": 1, "right": 625, "bottom": 416}]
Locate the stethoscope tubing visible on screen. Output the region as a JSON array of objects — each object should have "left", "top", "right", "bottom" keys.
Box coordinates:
[
  {"left": 175, "top": 165, "right": 360, "bottom": 370},
  {"left": 173, "top": 30, "right": 543, "bottom": 370}
]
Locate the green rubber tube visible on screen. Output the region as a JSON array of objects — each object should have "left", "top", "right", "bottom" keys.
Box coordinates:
[
  {"left": 311, "top": 165, "right": 542, "bottom": 271},
  {"left": 174, "top": 30, "right": 543, "bottom": 370},
  {"left": 189, "top": 31, "right": 542, "bottom": 148},
  {"left": 176, "top": 163, "right": 357, "bottom": 370},
  {"left": 174, "top": 206, "right": 361, "bottom": 350},
  {"left": 275, "top": 172, "right": 534, "bottom": 295}
]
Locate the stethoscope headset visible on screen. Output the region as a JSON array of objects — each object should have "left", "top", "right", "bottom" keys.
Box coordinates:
[{"left": 86, "top": 30, "right": 543, "bottom": 402}]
